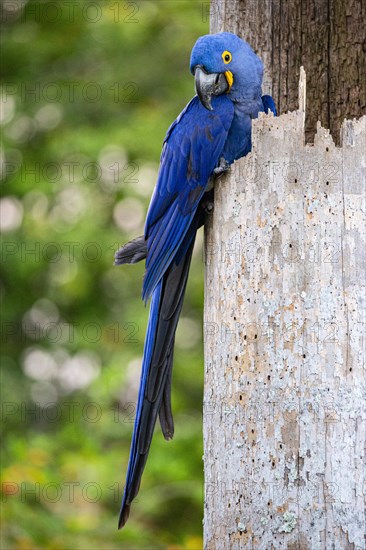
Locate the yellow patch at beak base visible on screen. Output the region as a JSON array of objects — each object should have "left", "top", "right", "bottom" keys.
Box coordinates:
[{"left": 225, "top": 70, "right": 234, "bottom": 91}]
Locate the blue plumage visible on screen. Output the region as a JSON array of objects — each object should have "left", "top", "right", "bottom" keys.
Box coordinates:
[
  {"left": 262, "top": 94, "right": 277, "bottom": 116},
  {"left": 143, "top": 95, "right": 234, "bottom": 301},
  {"left": 115, "top": 32, "right": 276, "bottom": 528},
  {"left": 122, "top": 280, "right": 162, "bottom": 491}
]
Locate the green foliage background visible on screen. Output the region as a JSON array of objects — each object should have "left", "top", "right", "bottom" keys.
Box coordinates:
[{"left": 1, "top": 1, "right": 208, "bottom": 548}]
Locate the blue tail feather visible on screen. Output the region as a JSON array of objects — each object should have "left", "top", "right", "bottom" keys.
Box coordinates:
[
  {"left": 119, "top": 281, "right": 163, "bottom": 527},
  {"left": 118, "top": 218, "right": 199, "bottom": 528}
]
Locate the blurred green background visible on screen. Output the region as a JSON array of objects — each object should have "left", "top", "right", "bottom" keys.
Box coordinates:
[{"left": 1, "top": 1, "right": 208, "bottom": 548}]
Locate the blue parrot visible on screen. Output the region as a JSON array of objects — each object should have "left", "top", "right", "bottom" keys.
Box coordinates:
[{"left": 115, "top": 32, "right": 276, "bottom": 528}]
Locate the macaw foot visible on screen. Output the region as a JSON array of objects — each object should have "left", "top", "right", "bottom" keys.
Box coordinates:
[
  {"left": 203, "top": 200, "right": 214, "bottom": 214},
  {"left": 213, "top": 157, "right": 230, "bottom": 176},
  {"left": 201, "top": 189, "right": 214, "bottom": 215}
]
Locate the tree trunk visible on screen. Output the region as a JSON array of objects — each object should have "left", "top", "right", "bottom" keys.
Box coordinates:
[
  {"left": 210, "top": 0, "right": 366, "bottom": 144},
  {"left": 203, "top": 69, "right": 366, "bottom": 548}
]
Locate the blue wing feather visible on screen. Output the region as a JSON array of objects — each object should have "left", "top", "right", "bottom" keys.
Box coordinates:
[
  {"left": 143, "top": 95, "right": 234, "bottom": 301},
  {"left": 261, "top": 94, "right": 277, "bottom": 116}
]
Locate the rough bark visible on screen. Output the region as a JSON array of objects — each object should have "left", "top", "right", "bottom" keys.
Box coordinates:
[
  {"left": 210, "top": 0, "right": 366, "bottom": 144},
  {"left": 203, "top": 71, "right": 366, "bottom": 548}
]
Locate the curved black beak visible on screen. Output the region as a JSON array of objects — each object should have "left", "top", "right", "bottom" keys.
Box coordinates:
[{"left": 194, "top": 66, "right": 229, "bottom": 111}]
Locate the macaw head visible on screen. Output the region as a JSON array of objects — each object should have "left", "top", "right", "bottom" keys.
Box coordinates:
[{"left": 190, "top": 32, "right": 263, "bottom": 110}]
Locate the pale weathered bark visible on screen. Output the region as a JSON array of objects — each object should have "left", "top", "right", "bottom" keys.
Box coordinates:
[
  {"left": 203, "top": 71, "right": 366, "bottom": 548},
  {"left": 210, "top": 0, "right": 366, "bottom": 144}
]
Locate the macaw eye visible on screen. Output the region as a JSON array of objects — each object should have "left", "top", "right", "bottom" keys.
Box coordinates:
[{"left": 222, "top": 51, "right": 232, "bottom": 64}]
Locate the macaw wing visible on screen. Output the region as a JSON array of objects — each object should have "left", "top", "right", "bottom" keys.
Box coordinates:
[
  {"left": 261, "top": 94, "right": 277, "bottom": 116},
  {"left": 143, "top": 95, "right": 234, "bottom": 301}
]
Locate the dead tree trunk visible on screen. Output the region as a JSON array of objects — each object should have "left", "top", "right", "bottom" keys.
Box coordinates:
[
  {"left": 203, "top": 70, "right": 366, "bottom": 548},
  {"left": 210, "top": 0, "right": 366, "bottom": 144}
]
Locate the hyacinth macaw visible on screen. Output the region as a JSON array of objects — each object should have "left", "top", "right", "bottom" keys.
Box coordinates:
[{"left": 115, "top": 32, "right": 276, "bottom": 528}]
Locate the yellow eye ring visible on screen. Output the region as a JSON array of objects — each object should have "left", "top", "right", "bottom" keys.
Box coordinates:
[{"left": 222, "top": 51, "right": 232, "bottom": 64}]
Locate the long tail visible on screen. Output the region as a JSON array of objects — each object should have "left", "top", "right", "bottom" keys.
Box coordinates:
[{"left": 116, "top": 227, "right": 197, "bottom": 529}]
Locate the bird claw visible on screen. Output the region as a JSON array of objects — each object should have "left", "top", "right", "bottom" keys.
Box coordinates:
[
  {"left": 201, "top": 190, "right": 214, "bottom": 215},
  {"left": 203, "top": 200, "right": 214, "bottom": 214},
  {"left": 213, "top": 158, "right": 230, "bottom": 176}
]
